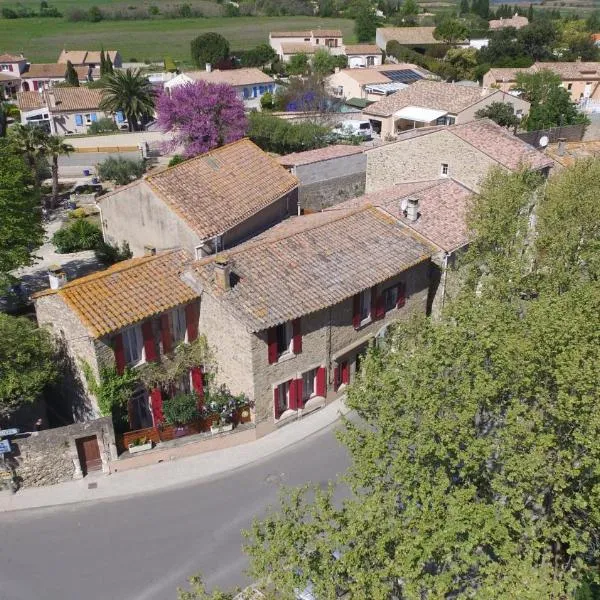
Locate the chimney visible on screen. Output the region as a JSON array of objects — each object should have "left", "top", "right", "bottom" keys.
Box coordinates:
[
  {"left": 557, "top": 137, "right": 567, "bottom": 156},
  {"left": 406, "top": 197, "right": 419, "bottom": 222},
  {"left": 143, "top": 245, "right": 156, "bottom": 256},
  {"left": 205, "top": 63, "right": 212, "bottom": 72},
  {"left": 48, "top": 264, "right": 67, "bottom": 290},
  {"left": 214, "top": 254, "right": 231, "bottom": 291}
]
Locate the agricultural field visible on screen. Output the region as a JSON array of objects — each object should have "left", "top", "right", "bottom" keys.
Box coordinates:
[{"left": 0, "top": 14, "right": 356, "bottom": 63}]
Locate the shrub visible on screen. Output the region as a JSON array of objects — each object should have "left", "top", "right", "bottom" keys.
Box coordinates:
[
  {"left": 260, "top": 92, "right": 273, "bottom": 110},
  {"left": 88, "top": 117, "right": 118, "bottom": 135},
  {"left": 164, "top": 56, "right": 177, "bottom": 73},
  {"left": 149, "top": 4, "right": 160, "bottom": 15},
  {"left": 167, "top": 154, "right": 185, "bottom": 167},
  {"left": 162, "top": 392, "right": 199, "bottom": 426},
  {"left": 52, "top": 219, "right": 103, "bottom": 253},
  {"left": 97, "top": 156, "right": 146, "bottom": 186},
  {"left": 190, "top": 32, "right": 229, "bottom": 68},
  {"left": 88, "top": 5, "right": 103, "bottom": 21},
  {"left": 68, "top": 207, "right": 87, "bottom": 219},
  {"left": 94, "top": 240, "right": 132, "bottom": 265}
]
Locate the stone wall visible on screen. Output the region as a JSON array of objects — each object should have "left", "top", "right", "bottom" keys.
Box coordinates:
[{"left": 8, "top": 417, "right": 117, "bottom": 488}]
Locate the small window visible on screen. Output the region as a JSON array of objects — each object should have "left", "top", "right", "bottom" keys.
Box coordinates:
[
  {"left": 277, "top": 380, "right": 291, "bottom": 413},
  {"left": 170, "top": 307, "right": 187, "bottom": 346},
  {"left": 123, "top": 325, "right": 144, "bottom": 366},
  {"left": 302, "top": 368, "right": 317, "bottom": 402},
  {"left": 304, "top": 38, "right": 310, "bottom": 42},
  {"left": 436, "top": 116, "right": 446, "bottom": 125},
  {"left": 383, "top": 286, "right": 399, "bottom": 311},
  {"left": 441, "top": 163, "right": 449, "bottom": 177},
  {"left": 359, "top": 288, "right": 371, "bottom": 324},
  {"left": 447, "top": 116, "right": 456, "bottom": 125},
  {"left": 567, "top": 83, "right": 573, "bottom": 91},
  {"left": 315, "top": 38, "right": 319, "bottom": 44},
  {"left": 85, "top": 114, "right": 93, "bottom": 125},
  {"left": 367, "top": 56, "right": 375, "bottom": 66},
  {"left": 276, "top": 322, "right": 292, "bottom": 356}
]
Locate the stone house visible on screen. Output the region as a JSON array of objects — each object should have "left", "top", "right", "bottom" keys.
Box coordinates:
[
  {"left": 33, "top": 250, "right": 203, "bottom": 429},
  {"left": 362, "top": 79, "right": 531, "bottom": 138},
  {"left": 365, "top": 119, "right": 554, "bottom": 193},
  {"left": 99, "top": 139, "right": 299, "bottom": 258},
  {"left": 58, "top": 49, "right": 122, "bottom": 69},
  {"left": 20, "top": 63, "right": 98, "bottom": 92},
  {"left": 17, "top": 87, "right": 112, "bottom": 134},
  {"left": 163, "top": 66, "right": 276, "bottom": 110},
  {"left": 269, "top": 30, "right": 344, "bottom": 62},
  {"left": 488, "top": 14, "right": 529, "bottom": 30},
  {"left": 376, "top": 27, "right": 453, "bottom": 52},
  {"left": 186, "top": 206, "right": 435, "bottom": 437},
  {"left": 277, "top": 144, "right": 366, "bottom": 212},
  {"left": 344, "top": 45, "right": 383, "bottom": 69}
]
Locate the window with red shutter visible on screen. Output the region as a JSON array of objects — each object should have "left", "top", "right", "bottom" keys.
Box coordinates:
[
  {"left": 273, "top": 386, "right": 281, "bottom": 419},
  {"left": 374, "top": 291, "right": 385, "bottom": 320},
  {"left": 296, "top": 378, "right": 304, "bottom": 409},
  {"left": 113, "top": 333, "right": 126, "bottom": 374},
  {"left": 396, "top": 282, "right": 406, "bottom": 308},
  {"left": 341, "top": 361, "right": 350, "bottom": 385},
  {"left": 288, "top": 378, "right": 298, "bottom": 410},
  {"left": 160, "top": 313, "right": 172, "bottom": 355},
  {"left": 316, "top": 366, "right": 326, "bottom": 397},
  {"left": 267, "top": 327, "right": 278, "bottom": 364},
  {"left": 352, "top": 294, "right": 361, "bottom": 329},
  {"left": 292, "top": 318, "right": 302, "bottom": 354},
  {"left": 185, "top": 301, "right": 199, "bottom": 342},
  {"left": 142, "top": 320, "right": 157, "bottom": 362}
]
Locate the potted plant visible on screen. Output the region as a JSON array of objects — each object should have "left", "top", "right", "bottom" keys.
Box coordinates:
[
  {"left": 204, "top": 385, "right": 249, "bottom": 434},
  {"left": 128, "top": 436, "right": 153, "bottom": 454},
  {"left": 162, "top": 392, "right": 200, "bottom": 437}
]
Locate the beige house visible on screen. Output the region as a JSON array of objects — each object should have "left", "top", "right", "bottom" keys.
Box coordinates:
[
  {"left": 58, "top": 49, "right": 122, "bottom": 68},
  {"left": 483, "top": 62, "right": 600, "bottom": 102},
  {"left": 99, "top": 139, "right": 298, "bottom": 258},
  {"left": 365, "top": 118, "right": 555, "bottom": 193},
  {"left": 20, "top": 63, "right": 98, "bottom": 92},
  {"left": 0, "top": 53, "right": 27, "bottom": 98},
  {"left": 376, "top": 27, "right": 447, "bottom": 51},
  {"left": 344, "top": 44, "right": 383, "bottom": 68},
  {"left": 188, "top": 205, "right": 434, "bottom": 436},
  {"left": 269, "top": 29, "right": 344, "bottom": 61},
  {"left": 362, "top": 79, "right": 530, "bottom": 138},
  {"left": 488, "top": 14, "right": 529, "bottom": 30}
]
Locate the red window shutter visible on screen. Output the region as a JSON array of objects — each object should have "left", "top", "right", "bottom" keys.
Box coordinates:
[
  {"left": 142, "top": 320, "right": 157, "bottom": 362},
  {"left": 341, "top": 361, "right": 350, "bottom": 385},
  {"left": 160, "top": 313, "right": 172, "bottom": 354},
  {"left": 316, "top": 367, "right": 326, "bottom": 397},
  {"left": 296, "top": 378, "right": 304, "bottom": 409},
  {"left": 292, "top": 318, "right": 302, "bottom": 354},
  {"left": 273, "top": 387, "right": 281, "bottom": 420},
  {"left": 333, "top": 366, "right": 340, "bottom": 391},
  {"left": 113, "top": 333, "right": 126, "bottom": 375},
  {"left": 190, "top": 367, "right": 204, "bottom": 406},
  {"left": 8, "top": 65, "right": 13, "bottom": 72},
  {"left": 374, "top": 291, "right": 385, "bottom": 320},
  {"left": 150, "top": 387, "right": 164, "bottom": 425},
  {"left": 396, "top": 282, "right": 406, "bottom": 308},
  {"left": 33, "top": 80, "right": 38, "bottom": 91},
  {"left": 352, "top": 294, "right": 361, "bottom": 329},
  {"left": 370, "top": 286, "right": 377, "bottom": 319},
  {"left": 267, "top": 327, "right": 278, "bottom": 364},
  {"left": 185, "top": 301, "right": 199, "bottom": 342},
  {"left": 288, "top": 378, "right": 297, "bottom": 410}
]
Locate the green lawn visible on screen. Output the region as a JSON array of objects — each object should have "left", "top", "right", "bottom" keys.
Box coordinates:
[{"left": 0, "top": 16, "right": 356, "bottom": 63}]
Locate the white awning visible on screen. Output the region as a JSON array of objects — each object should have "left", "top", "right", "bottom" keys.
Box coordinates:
[{"left": 394, "top": 106, "right": 447, "bottom": 123}]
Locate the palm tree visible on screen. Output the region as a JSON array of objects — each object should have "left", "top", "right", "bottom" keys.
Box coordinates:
[
  {"left": 99, "top": 68, "right": 155, "bottom": 132},
  {"left": 44, "top": 135, "right": 74, "bottom": 208},
  {"left": 9, "top": 124, "right": 48, "bottom": 188}
]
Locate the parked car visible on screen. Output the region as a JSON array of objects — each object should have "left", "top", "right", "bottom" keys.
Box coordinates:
[{"left": 332, "top": 120, "right": 373, "bottom": 140}]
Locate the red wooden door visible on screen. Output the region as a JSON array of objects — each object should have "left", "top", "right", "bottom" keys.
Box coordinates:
[{"left": 76, "top": 435, "right": 102, "bottom": 475}]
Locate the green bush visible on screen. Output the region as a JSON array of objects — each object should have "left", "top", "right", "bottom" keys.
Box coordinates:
[
  {"left": 68, "top": 207, "right": 87, "bottom": 219},
  {"left": 260, "top": 92, "right": 273, "bottom": 110},
  {"left": 168, "top": 154, "right": 185, "bottom": 167},
  {"left": 52, "top": 219, "right": 103, "bottom": 253},
  {"left": 97, "top": 156, "right": 146, "bottom": 186},
  {"left": 162, "top": 392, "right": 199, "bottom": 426},
  {"left": 95, "top": 240, "right": 132, "bottom": 265},
  {"left": 88, "top": 117, "right": 118, "bottom": 135}
]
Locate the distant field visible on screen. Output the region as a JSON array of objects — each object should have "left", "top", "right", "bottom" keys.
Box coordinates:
[{"left": 0, "top": 16, "right": 356, "bottom": 63}]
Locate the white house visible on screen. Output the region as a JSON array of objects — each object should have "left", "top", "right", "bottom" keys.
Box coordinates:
[
  {"left": 269, "top": 29, "right": 344, "bottom": 62},
  {"left": 344, "top": 45, "right": 383, "bottom": 69}
]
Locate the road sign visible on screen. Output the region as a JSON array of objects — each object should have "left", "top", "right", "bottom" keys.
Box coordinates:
[
  {"left": 0, "top": 428, "right": 19, "bottom": 437},
  {"left": 0, "top": 439, "right": 11, "bottom": 453}
]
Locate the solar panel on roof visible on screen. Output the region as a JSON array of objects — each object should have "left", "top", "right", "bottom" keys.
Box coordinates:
[{"left": 384, "top": 69, "right": 423, "bottom": 83}]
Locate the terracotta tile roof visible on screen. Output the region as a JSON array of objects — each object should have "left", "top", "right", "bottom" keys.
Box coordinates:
[
  {"left": 312, "top": 29, "right": 343, "bottom": 37},
  {"left": 0, "top": 72, "right": 20, "bottom": 83},
  {"left": 192, "top": 206, "right": 433, "bottom": 331},
  {"left": 281, "top": 43, "right": 317, "bottom": 55},
  {"left": 489, "top": 15, "right": 529, "bottom": 29},
  {"left": 45, "top": 87, "right": 103, "bottom": 112},
  {"left": 141, "top": 139, "right": 298, "bottom": 240},
  {"left": 278, "top": 144, "right": 364, "bottom": 167},
  {"left": 33, "top": 250, "right": 197, "bottom": 338},
  {"left": 335, "top": 68, "right": 392, "bottom": 85},
  {"left": 85, "top": 50, "right": 119, "bottom": 64},
  {"left": 17, "top": 91, "right": 46, "bottom": 111},
  {"left": 329, "top": 179, "right": 474, "bottom": 252},
  {"left": 344, "top": 44, "right": 383, "bottom": 55},
  {"left": 186, "top": 67, "right": 274, "bottom": 86},
  {"left": 58, "top": 49, "right": 119, "bottom": 64},
  {"left": 364, "top": 79, "right": 499, "bottom": 117},
  {"left": 22, "top": 63, "right": 94, "bottom": 79},
  {"left": 534, "top": 61, "right": 600, "bottom": 80},
  {"left": 485, "top": 67, "right": 528, "bottom": 82},
  {"left": 0, "top": 53, "right": 25, "bottom": 62},
  {"left": 270, "top": 31, "right": 312, "bottom": 38},
  {"left": 377, "top": 27, "right": 440, "bottom": 45}
]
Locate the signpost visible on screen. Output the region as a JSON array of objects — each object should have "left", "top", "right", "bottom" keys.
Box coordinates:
[
  {"left": 0, "top": 428, "right": 19, "bottom": 437},
  {"left": 0, "top": 439, "right": 11, "bottom": 454}
]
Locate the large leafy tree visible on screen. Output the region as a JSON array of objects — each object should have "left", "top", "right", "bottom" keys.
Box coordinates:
[
  {"left": 241, "top": 164, "right": 600, "bottom": 599},
  {"left": 99, "top": 68, "right": 155, "bottom": 132},
  {"left": 9, "top": 124, "right": 49, "bottom": 189},
  {"left": 190, "top": 32, "right": 230, "bottom": 69},
  {"left": 434, "top": 18, "right": 470, "bottom": 44},
  {"left": 475, "top": 101, "right": 519, "bottom": 128},
  {"left": 354, "top": 0, "right": 379, "bottom": 42},
  {"left": 0, "top": 313, "right": 57, "bottom": 420},
  {"left": 157, "top": 81, "right": 246, "bottom": 158}
]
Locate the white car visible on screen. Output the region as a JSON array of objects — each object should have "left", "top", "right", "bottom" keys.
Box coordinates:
[{"left": 333, "top": 120, "right": 373, "bottom": 140}]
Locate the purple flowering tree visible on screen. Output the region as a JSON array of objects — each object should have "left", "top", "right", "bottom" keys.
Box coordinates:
[{"left": 157, "top": 81, "right": 247, "bottom": 158}]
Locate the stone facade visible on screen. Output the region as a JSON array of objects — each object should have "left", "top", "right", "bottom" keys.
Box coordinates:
[
  {"left": 8, "top": 417, "right": 117, "bottom": 488},
  {"left": 292, "top": 154, "right": 366, "bottom": 212}
]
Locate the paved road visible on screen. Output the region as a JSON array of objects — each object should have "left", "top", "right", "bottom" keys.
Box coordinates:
[{"left": 0, "top": 420, "right": 350, "bottom": 600}]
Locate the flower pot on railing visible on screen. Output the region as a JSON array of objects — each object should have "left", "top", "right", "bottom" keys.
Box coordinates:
[
  {"left": 127, "top": 437, "right": 153, "bottom": 454},
  {"left": 210, "top": 422, "right": 234, "bottom": 434}
]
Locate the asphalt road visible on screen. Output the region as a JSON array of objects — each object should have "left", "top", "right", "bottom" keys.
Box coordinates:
[{"left": 0, "top": 420, "right": 350, "bottom": 600}]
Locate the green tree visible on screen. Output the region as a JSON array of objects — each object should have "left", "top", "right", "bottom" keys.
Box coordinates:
[
  {"left": 459, "top": 0, "right": 470, "bottom": 15},
  {"left": 354, "top": 0, "right": 379, "bottom": 42},
  {"left": 441, "top": 46, "right": 478, "bottom": 80},
  {"left": 287, "top": 53, "right": 310, "bottom": 76},
  {"left": 475, "top": 101, "right": 519, "bottom": 128},
  {"left": 0, "top": 313, "right": 57, "bottom": 419},
  {"left": 0, "top": 139, "right": 43, "bottom": 286},
  {"left": 527, "top": 2, "right": 534, "bottom": 21},
  {"left": 312, "top": 48, "right": 336, "bottom": 76},
  {"left": 8, "top": 124, "right": 48, "bottom": 189},
  {"left": 190, "top": 32, "right": 230, "bottom": 68},
  {"left": 434, "top": 18, "right": 469, "bottom": 44},
  {"left": 240, "top": 43, "right": 276, "bottom": 67},
  {"left": 395, "top": 0, "right": 418, "bottom": 25},
  {"left": 0, "top": 102, "right": 17, "bottom": 137},
  {"left": 99, "top": 48, "right": 107, "bottom": 76},
  {"left": 64, "top": 60, "right": 79, "bottom": 86},
  {"left": 44, "top": 135, "right": 74, "bottom": 208},
  {"left": 99, "top": 68, "right": 155, "bottom": 132},
  {"left": 97, "top": 155, "right": 146, "bottom": 185},
  {"left": 517, "top": 19, "right": 558, "bottom": 61}
]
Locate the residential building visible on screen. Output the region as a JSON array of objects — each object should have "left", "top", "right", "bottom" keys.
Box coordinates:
[
  {"left": 269, "top": 29, "right": 344, "bottom": 61},
  {"left": 99, "top": 139, "right": 299, "bottom": 257},
  {"left": 0, "top": 53, "right": 27, "bottom": 98},
  {"left": 327, "top": 63, "right": 433, "bottom": 103},
  {"left": 365, "top": 119, "right": 554, "bottom": 193},
  {"left": 17, "top": 87, "right": 111, "bottom": 134},
  {"left": 482, "top": 62, "right": 600, "bottom": 102},
  {"left": 362, "top": 79, "right": 530, "bottom": 138},
  {"left": 187, "top": 205, "right": 434, "bottom": 436},
  {"left": 488, "top": 14, "right": 529, "bottom": 30},
  {"left": 278, "top": 144, "right": 366, "bottom": 212},
  {"left": 58, "top": 49, "right": 122, "bottom": 69},
  {"left": 344, "top": 44, "right": 383, "bottom": 68},
  {"left": 33, "top": 250, "right": 202, "bottom": 427},
  {"left": 163, "top": 66, "right": 276, "bottom": 109},
  {"left": 376, "top": 27, "right": 450, "bottom": 52},
  {"left": 20, "top": 63, "right": 98, "bottom": 92},
  {"left": 0, "top": 71, "right": 21, "bottom": 99}
]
